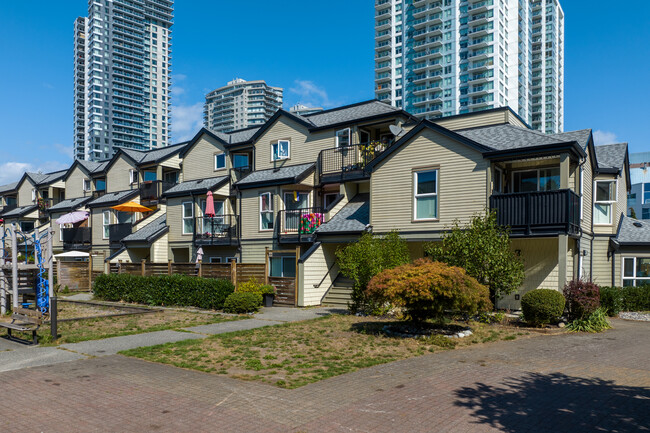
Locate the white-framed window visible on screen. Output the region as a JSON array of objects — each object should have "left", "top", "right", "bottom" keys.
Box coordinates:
[
  {"left": 182, "top": 201, "right": 194, "bottom": 235},
  {"left": 214, "top": 152, "right": 226, "bottom": 170},
  {"left": 31, "top": 188, "right": 36, "bottom": 202},
  {"left": 622, "top": 257, "right": 650, "bottom": 287},
  {"left": 594, "top": 180, "right": 616, "bottom": 225},
  {"left": 269, "top": 255, "right": 296, "bottom": 277},
  {"left": 414, "top": 169, "right": 438, "bottom": 220},
  {"left": 226, "top": 256, "right": 239, "bottom": 263},
  {"left": 102, "top": 210, "right": 111, "bottom": 239},
  {"left": 272, "top": 140, "right": 290, "bottom": 161},
  {"left": 512, "top": 168, "right": 560, "bottom": 192},
  {"left": 260, "top": 192, "right": 274, "bottom": 231},
  {"left": 209, "top": 257, "right": 222, "bottom": 263},
  {"left": 83, "top": 179, "right": 92, "bottom": 192},
  {"left": 335, "top": 128, "right": 351, "bottom": 148},
  {"left": 129, "top": 169, "right": 138, "bottom": 185}
]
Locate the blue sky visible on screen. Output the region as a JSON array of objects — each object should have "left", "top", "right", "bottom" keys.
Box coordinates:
[{"left": 0, "top": 1, "right": 647, "bottom": 185}]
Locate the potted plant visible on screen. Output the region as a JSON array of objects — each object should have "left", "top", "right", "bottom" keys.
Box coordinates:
[{"left": 260, "top": 284, "right": 275, "bottom": 307}]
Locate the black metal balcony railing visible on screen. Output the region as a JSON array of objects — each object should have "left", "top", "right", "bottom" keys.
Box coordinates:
[
  {"left": 108, "top": 223, "right": 132, "bottom": 246},
  {"left": 278, "top": 207, "right": 324, "bottom": 243},
  {"left": 62, "top": 227, "right": 92, "bottom": 250},
  {"left": 490, "top": 189, "right": 581, "bottom": 237},
  {"left": 140, "top": 180, "right": 176, "bottom": 201},
  {"left": 318, "top": 142, "right": 388, "bottom": 184},
  {"left": 194, "top": 214, "right": 239, "bottom": 246}
]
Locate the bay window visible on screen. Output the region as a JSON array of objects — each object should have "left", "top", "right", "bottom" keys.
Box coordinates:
[
  {"left": 414, "top": 169, "right": 438, "bottom": 220},
  {"left": 594, "top": 180, "right": 616, "bottom": 225},
  {"left": 623, "top": 257, "right": 650, "bottom": 287}
]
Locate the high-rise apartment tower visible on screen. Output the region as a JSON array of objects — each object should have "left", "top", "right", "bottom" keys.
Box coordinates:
[
  {"left": 73, "top": 0, "right": 173, "bottom": 161},
  {"left": 204, "top": 79, "right": 283, "bottom": 133},
  {"left": 374, "top": 0, "right": 564, "bottom": 133}
]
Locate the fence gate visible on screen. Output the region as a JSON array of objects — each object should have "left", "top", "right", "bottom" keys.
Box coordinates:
[{"left": 265, "top": 247, "right": 300, "bottom": 307}]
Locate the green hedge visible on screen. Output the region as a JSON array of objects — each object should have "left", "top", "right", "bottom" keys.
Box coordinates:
[
  {"left": 223, "top": 292, "right": 261, "bottom": 314},
  {"left": 599, "top": 285, "right": 650, "bottom": 316},
  {"left": 93, "top": 273, "right": 235, "bottom": 310},
  {"left": 521, "top": 289, "right": 565, "bottom": 326}
]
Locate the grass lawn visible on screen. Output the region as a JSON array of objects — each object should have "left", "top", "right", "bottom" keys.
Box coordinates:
[{"left": 122, "top": 314, "right": 538, "bottom": 389}]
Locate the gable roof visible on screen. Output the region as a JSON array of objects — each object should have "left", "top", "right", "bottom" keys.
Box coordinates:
[
  {"left": 316, "top": 194, "right": 370, "bottom": 235},
  {"left": 162, "top": 176, "right": 229, "bottom": 198},
  {"left": 63, "top": 159, "right": 109, "bottom": 182},
  {"left": 302, "top": 100, "right": 407, "bottom": 130},
  {"left": 234, "top": 163, "right": 315, "bottom": 189},
  {"left": 595, "top": 143, "right": 628, "bottom": 171},
  {"left": 551, "top": 129, "right": 592, "bottom": 151},
  {"left": 105, "top": 142, "right": 187, "bottom": 173},
  {"left": 121, "top": 214, "right": 168, "bottom": 244},
  {"left": 87, "top": 189, "right": 139, "bottom": 208},
  {"left": 0, "top": 182, "right": 18, "bottom": 195},
  {"left": 48, "top": 196, "right": 93, "bottom": 213},
  {"left": 1, "top": 204, "right": 37, "bottom": 218},
  {"left": 178, "top": 127, "right": 261, "bottom": 157},
  {"left": 613, "top": 215, "right": 650, "bottom": 246},
  {"left": 26, "top": 170, "right": 68, "bottom": 186}
]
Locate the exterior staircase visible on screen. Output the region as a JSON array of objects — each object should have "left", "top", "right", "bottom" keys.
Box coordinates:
[{"left": 321, "top": 275, "right": 354, "bottom": 307}]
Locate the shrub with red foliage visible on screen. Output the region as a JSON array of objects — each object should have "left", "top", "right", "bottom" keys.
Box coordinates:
[
  {"left": 366, "top": 259, "right": 492, "bottom": 322},
  {"left": 563, "top": 280, "right": 600, "bottom": 319}
]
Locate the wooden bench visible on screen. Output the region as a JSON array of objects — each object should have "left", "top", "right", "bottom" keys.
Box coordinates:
[{"left": 0, "top": 307, "right": 43, "bottom": 345}]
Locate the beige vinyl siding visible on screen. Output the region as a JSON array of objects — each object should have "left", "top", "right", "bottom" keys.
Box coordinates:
[
  {"left": 92, "top": 249, "right": 109, "bottom": 269},
  {"left": 300, "top": 243, "right": 339, "bottom": 306},
  {"left": 159, "top": 154, "right": 181, "bottom": 169},
  {"left": 615, "top": 168, "right": 628, "bottom": 227},
  {"left": 432, "top": 110, "right": 509, "bottom": 131},
  {"left": 240, "top": 240, "right": 272, "bottom": 263},
  {"left": 370, "top": 128, "right": 488, "bottom": 234},
  {"left": 166, "top": 196, "right": 193, "bottom": 242},
  {"left": 181, "top": 135, "right": 229, "bottom": 182},
  {"left": 240, "top": 187, "right": 280, "bottom": 240},
  {"left": 91, "top": 208, "right": 110, "bottom": 249},
  {"left": 580, "top": 153, "right": 594, "bottom": 233},
  {"left": 579, "top": 234, "right": 593, "bottom": 281},
  {"left": 66, "top": 166, "right": 90, "bottom": 199},
  {"left": 17, "top": 179, "right": 35, "bottom": 206},
  {"left": 591, "top": 236, "right": 613, "bottom": 286},
  {"left": 50, "top": 180, "right": 65, "bottom": 189},
  {"left": 106, "top": 156, "right": 138, "bottom": 193},
  {"left": 151, "top": 234, "right": 168, "bottom": 262},
  {"left": 50, "top": 212, "right": 64, "bottom": 251},
  {"left": 107, "top": 248, "right": 129, "bottom": 263}
]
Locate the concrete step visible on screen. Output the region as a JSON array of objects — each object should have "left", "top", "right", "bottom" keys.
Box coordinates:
[{"left": 322, "top": 286, "right": 353, "bottom": 306}]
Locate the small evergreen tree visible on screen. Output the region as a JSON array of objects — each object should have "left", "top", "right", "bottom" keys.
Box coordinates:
[
  {"left": 629, "top": 207, "right": 637, "bottom": 219},
  {"left": 424, "top": 211, "right": 525, "bottom": 304},
  {"left": 336, "top": 231, "right": 411, "bottom": 314}
]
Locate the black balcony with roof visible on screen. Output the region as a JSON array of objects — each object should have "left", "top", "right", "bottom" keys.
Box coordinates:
[
  {"left": 62, "top": 227, "right": 92, "bottom": 250},
  {"left": 277, "top": 207, "right": 324, "bottom": 244},
  {"left": 193, "top": 215, "right": 239, "bottom": 246}
]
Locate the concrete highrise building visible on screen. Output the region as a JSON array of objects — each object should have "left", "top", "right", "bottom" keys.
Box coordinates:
[
  {"left": 289, "top": 104, "right": 324, "bottom": 116},
  {"left": 73, "top": 0, "right": 173, "bottom": 161},
  {"left": 203, "top": 79, "right": 283, "bottom": 133},
  {"left": 374, "top": 0, "right": 564, "bottom": 133}
]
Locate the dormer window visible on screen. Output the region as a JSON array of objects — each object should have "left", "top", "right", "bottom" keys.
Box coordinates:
[
  {"left": 129, "top": 169, "right": 138, "bottom": 185},
  {"left": 272, "top": 140, "right": 290, "bottom": 161},
  {"left": 83, "top": 179, "right": 92, "bottom": 192}
]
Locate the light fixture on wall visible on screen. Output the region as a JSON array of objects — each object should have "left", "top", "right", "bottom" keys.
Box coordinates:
[{"left": 582, "top": 249, "right": 588, "bottom": 256}]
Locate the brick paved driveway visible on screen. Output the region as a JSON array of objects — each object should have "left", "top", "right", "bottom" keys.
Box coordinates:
[{"left": 0, "top": 318, "right": 648, "bottom": 432}]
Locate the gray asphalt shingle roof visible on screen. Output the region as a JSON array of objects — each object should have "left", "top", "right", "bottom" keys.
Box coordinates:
[
  {"left": 551, "top": 129, "right": 592, "bottom": 150},
  {"left": 302, "top": 100, "right": 400, "bottom": 128},
  {"left": 119, "top": 142, "right": 187, "bottom": 166},
  {"left": 235, "top": 163, "right": 314, "bottom": 188},
  {"left": 78, "top": 160, "right": 109, "bottom": 174},
  {"left": 226, "top": 127, "right": 260, "bottom": 144},
  {"left": 0, "top": 182, "right": 18, "bottom": 194},
  {"left": 455, "top": 124, "right": 570, "bottom": 151},
  {"left": 316, "top": 194, "right": 370, "bottom": 234},
  {"left": 122, "top": 214, "right": 168, "bottom": 243},
  {"left": 87, "top": 189, "right": 138, "bottom": 208},
  {"left": 26, "top": 170, "right": 67, "bottom": 186},
  {"left": 615, "top": 216, "right": 650, "bottom": 245},
  {"left": 163, "top": 176, "right": 228, "bottom": 197},
  {"left": 2, "top": 205, "right": 37, "bottom": 218},
  {"left": 595, "top": 143, "right": 627, "bottom": 171},
  {"left": 48, "top": 196, "right": 93, "bottom": 212}
]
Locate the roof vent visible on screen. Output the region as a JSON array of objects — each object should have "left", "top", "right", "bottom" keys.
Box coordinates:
[{"left": 633, "top": 222, "right": 643, "bottom": 228}]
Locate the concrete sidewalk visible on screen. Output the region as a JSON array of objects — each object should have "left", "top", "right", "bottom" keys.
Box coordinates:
[{"left": 0, "top": 307, "right": 340, "bottom": 373}]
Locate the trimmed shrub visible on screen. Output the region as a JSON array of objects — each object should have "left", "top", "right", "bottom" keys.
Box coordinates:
[
  {"left": 563, "top": 280, "right": 600, "bottom": 320},
  {"left": 521, "top": 289, "right": 565, "bottom": 326},
  {"left": 93, "top": 273, "right": 234, "bottom": 310},
  {"left": 599, "top": 286, "right": 624, "bottom": 316},
  {"left": 236, "top": 278, "right": 275, "bottom": 296},
  {"left": 223, "top": 292, "right": 261, "bottom": 314},
  {"left": 366, "top": 259, "right": 492, "bottom": 322}
]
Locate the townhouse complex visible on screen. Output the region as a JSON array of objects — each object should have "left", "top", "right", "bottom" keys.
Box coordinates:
[
  {"left": 375, "top": 0, "right": 564, "bottom": 133},
  {"left": 1, "top": 100, "right": 642, "bottom": 308}
]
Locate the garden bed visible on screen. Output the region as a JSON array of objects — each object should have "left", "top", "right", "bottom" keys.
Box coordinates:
[{"left": 122, "top": 314, "right": 543, "bottom": 389}]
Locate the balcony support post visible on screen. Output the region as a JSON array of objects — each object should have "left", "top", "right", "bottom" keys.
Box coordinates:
[
  {"left": 558, "top": 234, "right": 568, "bottom": 290},
  {"left": 560, "top": 153, "right": 570, "bottom": 189}
]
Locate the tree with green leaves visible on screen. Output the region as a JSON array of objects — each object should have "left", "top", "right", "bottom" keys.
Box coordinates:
[
  {"left": 424, "top": 211, "right": 524, "bottom": 304},
  {"left": 336, "top": 231, "right": 411, "bottom": 314}
]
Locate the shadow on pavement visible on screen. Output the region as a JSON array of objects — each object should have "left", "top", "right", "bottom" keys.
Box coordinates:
[{"left": 455, "top": 372, "right": 650, "bottom": 433}]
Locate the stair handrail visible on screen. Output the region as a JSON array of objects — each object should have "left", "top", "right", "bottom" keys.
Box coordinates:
[{"left": 314, "top": 260, "right": 338, "bottom": 288}]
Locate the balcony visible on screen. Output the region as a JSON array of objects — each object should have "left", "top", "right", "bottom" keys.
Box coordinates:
[
  {"left": 108, "top": 223, "right": 132, "bottom": 246},
  {"left": 62, "top": 227, "right": 92, "bottom": 251},
  {"left": 139, "top": 180, "right": 176, "bottom": 202},
  {"left": 490, "top": 189, "right": 580, "bottom": 237},
  {"left": 318, "top": 143, "right": 387, "bottom": 185},
  {"left": 278, "top": 207, "right": 324, "bottom": 244},
  {"left": 194, "top": 215, "right": 239, "bottom": 246}
]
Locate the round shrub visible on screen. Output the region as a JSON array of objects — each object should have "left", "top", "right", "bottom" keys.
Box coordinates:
[
  {"left": 599, "top": 286, "right": 623, "bottom": 316},
  {"left": 563, "top": 280, "right": 600, "bottom": 319},
  {"left": 223, "top": 292, "right": 261, "bottom": 314},
  {"left": 521, "top": 289, "right": 565, "bottom": 326},
  {"left": 366, "top": 258, "right": 492, "bottom": 322}
]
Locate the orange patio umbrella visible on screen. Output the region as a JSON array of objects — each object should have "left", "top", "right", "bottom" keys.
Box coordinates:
[{"left": 111, "top": 201, "right": 153, "bottom": 213}]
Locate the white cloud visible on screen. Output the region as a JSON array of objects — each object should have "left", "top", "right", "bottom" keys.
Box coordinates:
[
  {"left": 289, "top": 80, "right": 332, "bottom": 108},
  {"left": 0, "top": 161, "right": 69, "bottom": 186},
  {"left": 593, "top": 130, "right": 619, "bottom": 145},
  {"left": 171, "top": 103, "right": 204, "bottom": 142}
]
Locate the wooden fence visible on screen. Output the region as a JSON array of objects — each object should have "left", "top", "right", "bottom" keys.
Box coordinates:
[
  {"left": 269, "top": 277, "right": 296, "bottom": 306},
  {"left": 57, "top": 261, "right": 102, "bottom": 291}
]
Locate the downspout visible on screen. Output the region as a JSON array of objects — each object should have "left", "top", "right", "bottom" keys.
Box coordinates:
[{"left": 238, "top": 186, "right": 243, "bottom": 263}]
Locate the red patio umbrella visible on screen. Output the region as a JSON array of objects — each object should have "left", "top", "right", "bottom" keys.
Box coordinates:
[{"left": 204, "top": 191, "right": 216, "bottom": 217}]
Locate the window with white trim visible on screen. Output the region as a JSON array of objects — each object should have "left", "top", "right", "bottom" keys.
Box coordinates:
[
  {"left": 414, "top": 169, "right": 438, "bottom": 220},
  {"left": 260, "top": 192, "right": 274, "bottom": 230},
  {"left": 83, "top": 179, "right": 92, "bottom": 192},
  {"left": 269, "top": 255, "right": 296, "bottom": 277},
  {"left": 335, "top": 128, "right": 351, "bottom": 148},
  {"left": 272, "top": 140, "right": 290, "bottom": 161},
  {"left": 594, "top": 180, "right": 616, "bottom": 225},
  {"left": 129, "top": 169, "right": 138, "bottom": 185},
  {"left": 31, "top": 188, "right": 36, "bottom": 202},
  {"left": 214, "top": 152, "right": 226, "bottom": 170},
  {"left": 182, "top": 201, "right": 194, "bottom": 234},
  {"left": 209, "top": 257, "right": 222, "bottom": 263},
  {"left": 102, "top": 210, "right": 111, "bottom": 239},
  {"left": 622, "top": 257, "right": 650, "bottom": 287}
]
